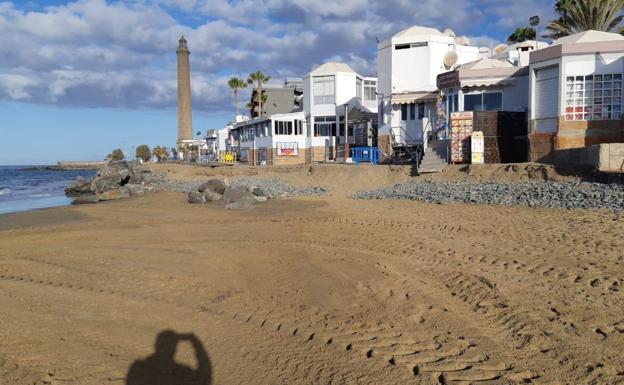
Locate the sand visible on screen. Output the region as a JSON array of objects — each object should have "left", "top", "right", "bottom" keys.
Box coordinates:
[{"left": 0, "top": 163, "right": 623, "bottom": 385}]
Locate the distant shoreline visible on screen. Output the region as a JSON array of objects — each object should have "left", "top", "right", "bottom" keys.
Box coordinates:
[{"left": 21, "top": 161, "right": 106, "bottom": 171}]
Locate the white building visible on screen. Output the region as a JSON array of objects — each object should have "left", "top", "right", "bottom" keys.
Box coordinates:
[
  {"left": 437, "top": 58, "right": 530, "bottom": 118},
  {"left": 206, "top": 126, "right": 230, "bottom": 158},
  {"left": 377, "top": 26, "right": 481, "bottom": 155},
  {"left": 229, "top": 111, "right": 308, "bottom": 165},
  {"left": 528, "top": 30, "right": 624, "bottom": 161},
  {"left": 303, "top": 62, "right": 378, "bottom": 161}
]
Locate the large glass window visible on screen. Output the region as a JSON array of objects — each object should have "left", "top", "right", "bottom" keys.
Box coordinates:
[
  {"left": 356, "top": 78, "right": 362, "bottom": 100},
  {"left": 313, "top": 76, "right": 335, "bottom": 105},
  {"left": 314, "top": 116, "right": 336, "bottom": 136},
  {"left": 565, "top": 74, "right": 622, "bottom": 120},
  {"left": 464, "top": 93, "right": 502, "bottom": 111},
  {"left": 364, "top": 80, "right": 377, "bottom": 101}
]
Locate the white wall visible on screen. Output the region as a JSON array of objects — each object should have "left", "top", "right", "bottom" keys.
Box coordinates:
[{"left": 564, "top": 53, "right": 624, "bottom": 76}]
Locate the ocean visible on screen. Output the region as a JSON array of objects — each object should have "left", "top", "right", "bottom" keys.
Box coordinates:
[{"left": 0, "top": 166, "right": 96, "bottom": 215}]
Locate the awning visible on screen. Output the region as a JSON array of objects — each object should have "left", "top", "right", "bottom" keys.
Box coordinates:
[
  {"left": 391, "top": 91, "right": 438, "bottom": 104},
  {"left": 460, "top": 77, "right": 516, "bottom": 88}
]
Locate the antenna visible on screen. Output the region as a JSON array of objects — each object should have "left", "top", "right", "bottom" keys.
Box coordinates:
[
  {"left": 443, "top": 51, "right": 459, "bottom": 69},
  {"left": 494, "top": 44, "right": 509, "bottom": 55}
]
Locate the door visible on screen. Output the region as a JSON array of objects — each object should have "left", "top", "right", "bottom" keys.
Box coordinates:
[{"left": 534, "top": 66, "right": 559, "bottom": 133}]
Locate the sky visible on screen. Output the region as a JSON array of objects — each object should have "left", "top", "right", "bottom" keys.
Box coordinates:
[{"left": 0, "top": 0, "right": 559, "bottom": 165}]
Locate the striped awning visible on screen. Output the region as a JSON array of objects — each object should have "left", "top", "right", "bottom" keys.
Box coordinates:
[
  {"left": 391, "top": 91, "right": 438, "bottom": 104},
  {"left": 460, "top": 77, "right": 516, "bottom": 88}
]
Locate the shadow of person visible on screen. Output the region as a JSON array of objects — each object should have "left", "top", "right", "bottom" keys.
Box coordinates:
[{"left": 126, "top": 330, "right": 212, "bottom": 385}]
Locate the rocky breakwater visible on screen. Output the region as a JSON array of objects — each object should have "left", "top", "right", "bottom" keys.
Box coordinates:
[
  {"left": 64, "top": 161, "right": 166, "bottom": 203},
  {"left": 187, "top": 178, "right": 327, "bottom": 210}
]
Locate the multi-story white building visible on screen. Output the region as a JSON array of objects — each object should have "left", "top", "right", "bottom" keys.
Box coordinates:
[
  {"left": 377, "top": 26, "right": 481, "bottom": 156},
  {"left": 303, "top": 62, "right": 377, "bottom": 161},
  {"left": 528, "top": 30, "right": 624, "bottom": 161}
]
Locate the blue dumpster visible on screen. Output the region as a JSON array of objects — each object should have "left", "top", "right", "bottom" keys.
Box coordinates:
[{"left": 351, "top": 146, "right": 380, "bottom": 164}]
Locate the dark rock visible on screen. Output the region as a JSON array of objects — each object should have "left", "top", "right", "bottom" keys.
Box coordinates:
[
  {"left": 198, "top": 179, "right": 228, "bottom": 195},
  {"left": 72, "top": 195, "right": 99, "bottom": 204},
  {"left": 91, "top": 174, "right": 123, "bottom": 194},
  {"left": 64, "top": 176, "right": 92, "bottom": 197},
  {"left": 188, "top": 191, "right": 207, "bottom": 204},
  {"left": 252, "top": 186, "right": 271, "bottom": 198},
  {"left": 223, "top": 185, "right": 258, "bottom": 210},
  {"left": 202, "top": 190, "right": 222, "bottom": 202}
]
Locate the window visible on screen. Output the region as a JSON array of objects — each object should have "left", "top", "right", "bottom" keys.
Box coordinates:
[
  {"left": 418, "top": 102, "right": 425, "bottom": 119},
  {"left": 464, "top": 92, "right": 502, "bottom": 111},
  {"left": 464, "top": 94, "right": 481, "bottom": 111},
  {"left": 313, "top": 76, "right": 335, "bottom": 104},
  {"left": 314, "top": 116, "right": 336, "bottom": 136},
  {"left": 565, "top": 73, "right": 622, "bottom": 120},
  {"left": 401, "top": 103, "right": 420, "bottom": 120},
  {"left": 294, "top": 120, "right": 304, "bottom": 135},
  {"left": 356, "top": 78, "right": 362, "bottom": 100},
  {"left": 275, "top": 121, "right": 293, "bottom": 135},
  {"left": 394, "top": 42, "right": 428, "bottom": 50},
  {"left": 364, "top": 80, "right": 376, "bottom": 101}
]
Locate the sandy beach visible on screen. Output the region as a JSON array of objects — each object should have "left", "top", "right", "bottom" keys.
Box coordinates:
[{"left": 1, "top": 163, "right": 623, "bottom": 384}]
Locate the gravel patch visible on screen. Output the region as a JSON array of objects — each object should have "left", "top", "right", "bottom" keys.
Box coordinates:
[
  {"left": 353, "top": 181, "right": 624, "bottom": 211},
  {"left": 229, "top": 178, "right": 327, "bottom": 197},
  {"left": 152, "top": 178, "right": 326, "bottom": 197}
]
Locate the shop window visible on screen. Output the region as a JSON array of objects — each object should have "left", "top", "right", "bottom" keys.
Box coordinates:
[
  {"left": 565, "top": 73, "right": 622, "bottom": 120},
  {"left": 464, "top": 93, "right": 502, "bottom": 111},
  {"left": 464, "top": 94, "right": 482, "bottom": 111}
]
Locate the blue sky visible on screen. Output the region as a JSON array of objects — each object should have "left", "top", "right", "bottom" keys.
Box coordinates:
[{"left": 0, "top": 0, "right": 558, "bottom": 165}]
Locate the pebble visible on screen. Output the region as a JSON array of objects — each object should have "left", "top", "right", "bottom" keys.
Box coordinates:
[{"left": 353, "top": 181, "right": 624, "bottom": 211}]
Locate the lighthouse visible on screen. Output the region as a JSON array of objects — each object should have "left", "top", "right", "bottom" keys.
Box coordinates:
[{"left": 177, "top": 36, "right": 192, "bottom": 151}]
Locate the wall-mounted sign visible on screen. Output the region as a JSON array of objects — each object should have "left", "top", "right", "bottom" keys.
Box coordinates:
[
  {"left": 277, "top": 142, "right": 298, "bottom": 156},
  {"left": 471, "top": 131, "right": 484, "bottom": 164},
  {"left": 437, "top": 70, "right": 460, "bottom": 90}
]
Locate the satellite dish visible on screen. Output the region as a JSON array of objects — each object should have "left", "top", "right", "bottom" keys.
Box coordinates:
[
  {"left": 443, "top": 28, "right": 456, "bottom": 38},
  {"left": 444, "top": 51, "right": 459, "bottom": 69},
  {"left": 494, "top": 44, "right": 509, "bottom": 55},
  {"left": 479, "top": 47, "right": 491, "bottom": 58}
]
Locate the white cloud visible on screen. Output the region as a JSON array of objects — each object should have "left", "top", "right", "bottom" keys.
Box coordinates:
[{"left": 0, "top": 0, "right": 556, "bottom": 114}]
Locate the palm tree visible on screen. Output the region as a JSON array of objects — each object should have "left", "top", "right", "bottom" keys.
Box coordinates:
[
  {"left": 228, "top": 77, "right": 247, "bottom": 117},
  {"left": 544, "top": 0, "right": 624, "bottom": 39},
  {"left": 507, "top": 27, "right": 537, "bottom": 43},
  {"left": 247, "top": 71, "right": 271, "bottom": 117}
]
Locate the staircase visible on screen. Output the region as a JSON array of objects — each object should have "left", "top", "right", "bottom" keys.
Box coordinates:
[{"left": 418, "top": 139, "right": 449, "bottom": 173}]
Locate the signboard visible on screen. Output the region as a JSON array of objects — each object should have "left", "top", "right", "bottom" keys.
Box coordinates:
[
  {"left": 471, "top": 131, "right": 484, "bottom": 164},
  {"left": 450, "top": 111, "right": 474, "bottom": 164},
  {"left": 437, "top": 70, "right": 460, "bottom": 89},
  {"left": 530, "top": 16, "right": 540, "bottom": 27},
  {"left": 277, "top": 142, "right": 298, "bottom": 156}
]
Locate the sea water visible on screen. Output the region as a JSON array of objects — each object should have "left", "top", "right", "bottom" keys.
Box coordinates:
[{"left": 0, "top": 166, "right": 96, "bottom": 215}]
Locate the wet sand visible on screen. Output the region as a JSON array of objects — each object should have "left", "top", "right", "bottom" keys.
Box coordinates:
[{"left": 0, "top": 164, "right": 623, "bottom": 384}]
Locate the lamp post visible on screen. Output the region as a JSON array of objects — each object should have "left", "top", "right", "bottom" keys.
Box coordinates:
[{"left": 530, "top": 15, "right": 540, "bottom": 52}]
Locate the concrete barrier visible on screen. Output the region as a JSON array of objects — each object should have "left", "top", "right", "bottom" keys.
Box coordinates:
[{"left": 553, "top": 143, "right": 624, "bottom": 173}]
